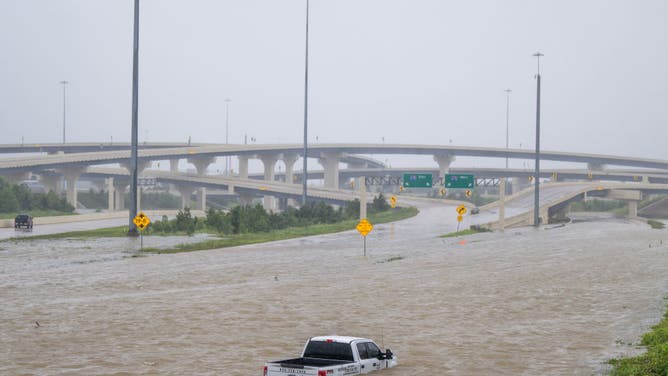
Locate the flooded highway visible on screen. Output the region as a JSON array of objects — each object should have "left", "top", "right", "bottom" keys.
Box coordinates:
[{"left": 2, "top": 202, "right": 668, "bottom": 375}]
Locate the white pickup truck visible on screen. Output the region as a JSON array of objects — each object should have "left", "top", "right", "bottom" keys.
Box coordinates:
[{"left": 263, "top": 336, "right": 398, "bottom": 376}]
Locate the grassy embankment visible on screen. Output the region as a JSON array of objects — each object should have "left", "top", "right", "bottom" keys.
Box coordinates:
[
  {"left": 609, "top": 301, "right": 668, "bottom": 375},
  {"left": 11, "top": 207, "right": 418, "bottom": 253},
  {"left": 439, "top": 227, "right": 490, "bottom": 238}
]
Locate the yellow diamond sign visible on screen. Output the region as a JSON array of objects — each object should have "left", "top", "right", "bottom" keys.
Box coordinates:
[
  {"left": 356, "top": 218, "right": 373, "bottom": 237},
  {"left": 456, "top": 205, "right": 467, "bottom": 215},
  {"left": 133, "top": 211, "right": 151, "bottom": 231}
]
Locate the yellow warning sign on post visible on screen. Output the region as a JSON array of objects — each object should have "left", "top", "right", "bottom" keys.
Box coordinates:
[
  {"left": 457, "top": 215, "right": 463, "bottom": 222},
  {"left": 390, "top": 195, "right": 397, "bottom": 208},
  {"left": 133, "top": 211, "right": 151, "bottom": 231},
  {"left": 456, "top": 205, "right": 467, "bottom": 215},
  {"left": 356, "top": 218, "right": 373, "bottom": 237}
]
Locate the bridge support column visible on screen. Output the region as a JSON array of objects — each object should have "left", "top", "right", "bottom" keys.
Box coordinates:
[
  {"left": 238, "top": 156, "right": 249, "bottom": 179},
  {"left": 434, "top": 154, "right": 456, "bottom": 181},
  {"left": 197, "top": 187, "right": 207, "bottom": 210},
  {"left": 3, "top": 171, "right": 30, "bottom": 184},
  {"left": 121, "top": 160, "right": 150, "bottom": 175},
  {"left": 318, "top": 152, "right": 343, "bottom": 189},
  {"left": 59, "top": 167, "right": 86, "bottom": 208},
  {"left": 238, "top": 191, "right": 255, "bottom": 206},
  {"left": 187, "top": 157, "right": 216, "bottom": 176},
  {"left": 628, "top": 201, "right": 638, "bottom": 218},
  {"left": 106, "top": 178, "right": 114, "bottom": 211},
  {"left": 170, "top": 159, "right": 180, "bottom": 173},
  {"left": 39, "top": 174, "right": 62, "bottom": 194},
  {"left": 113, "top": 179, "right": 128, "bottom": 210},
  {"left": 260, "top": 154, "right": 279, "bottom": 211},
  {"left": 175, "top": 185, "right": 195, "bottom": 209},
  {"left": 281, "top": 153, "right": 300, "bottom": 184}
]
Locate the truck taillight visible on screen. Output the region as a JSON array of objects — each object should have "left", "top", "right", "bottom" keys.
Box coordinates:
[
  {"left": 318, "top": 371, "right": 327, "bottom": 376},
  {"left": 263, "top": 366, "right": 267, "bottom": 376}
]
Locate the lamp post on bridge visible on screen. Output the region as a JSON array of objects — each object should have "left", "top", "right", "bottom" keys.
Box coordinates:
[
  {"left": 59, "top": 80, "right": 68, "bottom": 144},
  {"left": 505, "top": 88, "right": 511, "bottom": 169},
  {"left": 533, "top": 52, "right": 544, "bottom": 227},
  {"left": 225, "top": 98, "right": 231, "bottom": 175},
  {"left": 302, "top": 0, "right": 310, "bottom": 205}
]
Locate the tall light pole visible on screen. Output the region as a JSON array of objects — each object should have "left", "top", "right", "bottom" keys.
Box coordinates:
[
  {"left": 302, "top": 0, "right": 310, "bottom": 205},
  {"left": 505, "top": 89, "right": 511, "bottom": 169},
  {"left": 128, "top": 0, "right": 140, "bottom": 236},
  {"left": 225, "top": 98, "right": 231, "bottom": 175},
  {"left": 59, "top": 80, "right": 68, "bottom": 143},
  {"left": 533, "top": 52, "right": 543, "bottom": 227}
]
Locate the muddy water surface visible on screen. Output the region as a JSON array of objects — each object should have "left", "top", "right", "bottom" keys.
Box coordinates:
[{"left": 2, "top": 204, "right": 668, "bottom": 375}]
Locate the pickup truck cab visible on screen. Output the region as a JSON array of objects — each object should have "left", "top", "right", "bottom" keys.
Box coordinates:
[
  {"left": 14, "top": 214, "right": 33, "bottom": 230},
  {"left": 264, "top": 336, "right": 397, "bottom": 375}
]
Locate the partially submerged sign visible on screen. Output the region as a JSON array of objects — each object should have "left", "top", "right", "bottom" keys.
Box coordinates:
[{"left": 356, "top": 218, "right": 373, "bottom": 237}]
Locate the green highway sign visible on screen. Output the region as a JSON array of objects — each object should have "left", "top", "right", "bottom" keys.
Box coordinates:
[
  {"left": 445, "top": 174, "right": 475, "bottom": 189},
  {"left": 403, "top": 173, "right": 433, "bottom": 188}
]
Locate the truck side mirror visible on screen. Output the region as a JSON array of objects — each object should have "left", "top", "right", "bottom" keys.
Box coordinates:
[{"left": 385, "top": 349, "right": 393, "bottom": 359}]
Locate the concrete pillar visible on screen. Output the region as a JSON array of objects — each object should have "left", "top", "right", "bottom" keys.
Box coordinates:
[
  {"left": 197, "top": 187, "right": 207, "bottom": 210},
  {"left": 434, "top": 154, "right": 456, "bottom": 182},
  {"left": 260, "top": 154, "right": 279, "bottom": 181},
  {"left": 628, "top": 201, "right": 638, "bottom": 217},
  {"left": 39, "top": 174, "right": 62, "bottom": 193},
  {"left": 106, "top": 178, "right": 114, "bottom": 211},
  {"left": 260, "top": 154, "right": 280, "bottom": 211},
  {"left": 318, "top": 152, "right": 343, "bottom": 189},
  {"left": 3, "top": 171, "right": 30, "bottom": 184},
  {"left": 238, "top": 155, "right": 249, "bottom": 179},
  {"left": 587, "top": 162, "right": 606, "bottom": 171},
  {"left": 238, "top": 191, "right": 254, "bottom": 206},
  {"left": 113, "top": 179, "right": 128, "bottom": 210},
  {"left": 175, "top": 185, "right": 195, "bottom": 209},
  {"left": 121, "top": 160, "right": 150, "bottom": 177},
  {"left": 281, "top": 153, "right": 300, "bottom": 184},
  {"left": 59, "top": 167, "right": 86, "bottom": 208},
  {"left": 170, "top": 159, "right": 180, "bottom": 173},
  {"left": 187, "top": 156, "right": 216, "bottom": 176}
]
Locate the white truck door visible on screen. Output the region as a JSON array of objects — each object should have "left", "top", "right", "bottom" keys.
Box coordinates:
[{"left": 356, "top": 342, "right": 382, "bottom": 374}]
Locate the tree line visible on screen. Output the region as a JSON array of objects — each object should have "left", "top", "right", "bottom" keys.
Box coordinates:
[
  {"left": 0, "top": 177, "right": 74, "bottom": 214},
  {"left": 148, "top": 194, "right": 392, "bottom": 236}
]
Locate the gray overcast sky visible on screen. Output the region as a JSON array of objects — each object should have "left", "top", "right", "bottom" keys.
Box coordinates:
[{"left": 1, "top": 0, "right": 667, "bottom": 166}]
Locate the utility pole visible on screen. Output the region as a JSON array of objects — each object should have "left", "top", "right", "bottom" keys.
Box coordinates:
[
  {"left": 302, "top": 0, "right": 310, "bottom": 206},
  {"left": 128, "top": 0, "right": 140, "bottom": 236},
  {"left": 60, "top": 81, "right": 68, "bottom": 143},
  {"left": 225, "top": 98, "right": 231, "bottom": 175},
  {"left": 533, "top": 52, "right": 543, "bottom": 227}
]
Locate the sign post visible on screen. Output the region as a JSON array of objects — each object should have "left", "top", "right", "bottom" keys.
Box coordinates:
[
  {"left": 455, "top": 205, "right": 467, "bottom": 232},
  {"left": 132, "top": 211, "right": 151, "bottom": 250},
  {"left": 356, "top": 218, "right": 373, "bottom": 256}
]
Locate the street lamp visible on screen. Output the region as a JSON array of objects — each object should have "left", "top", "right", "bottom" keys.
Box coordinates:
[
  {"left": 128, "top": 0, "right": 141, "bottom": 236},
  {"left": 225, "top": 98, "right": 231, "bottom": 175},
  {"left": 59, "top": 80, "right": 68, "bottom": 143},
  {"left": 505, "top": 89, "right": 511, "bottom": 169},
  {"left": 533, "top": 52, "right": 544, "bottom": 227},
  {"left": 302, "top": 0, "right": 310, "bottom": 205}
]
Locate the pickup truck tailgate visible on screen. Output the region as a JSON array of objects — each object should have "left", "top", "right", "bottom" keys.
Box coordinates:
[{"left": 266, "top": 364, "right": 319, "bottom": 375}]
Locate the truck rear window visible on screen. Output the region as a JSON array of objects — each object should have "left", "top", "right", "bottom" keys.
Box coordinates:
[{"left": 303, "top": 341, "right": 354, "bottom": 362}]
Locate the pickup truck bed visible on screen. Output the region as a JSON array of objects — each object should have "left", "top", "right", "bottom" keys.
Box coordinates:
[{"left": 276, "top": 357, "right": 351, "bottom": 368}]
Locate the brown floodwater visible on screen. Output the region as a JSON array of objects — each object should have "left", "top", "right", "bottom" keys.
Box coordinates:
[{"left": 2, "top": 203, "right": 668, "bottom": 375}]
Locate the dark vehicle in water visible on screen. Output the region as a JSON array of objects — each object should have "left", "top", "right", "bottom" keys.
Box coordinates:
[{"left": 14, "top": 214, "right": 34, "bottom": 230}]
